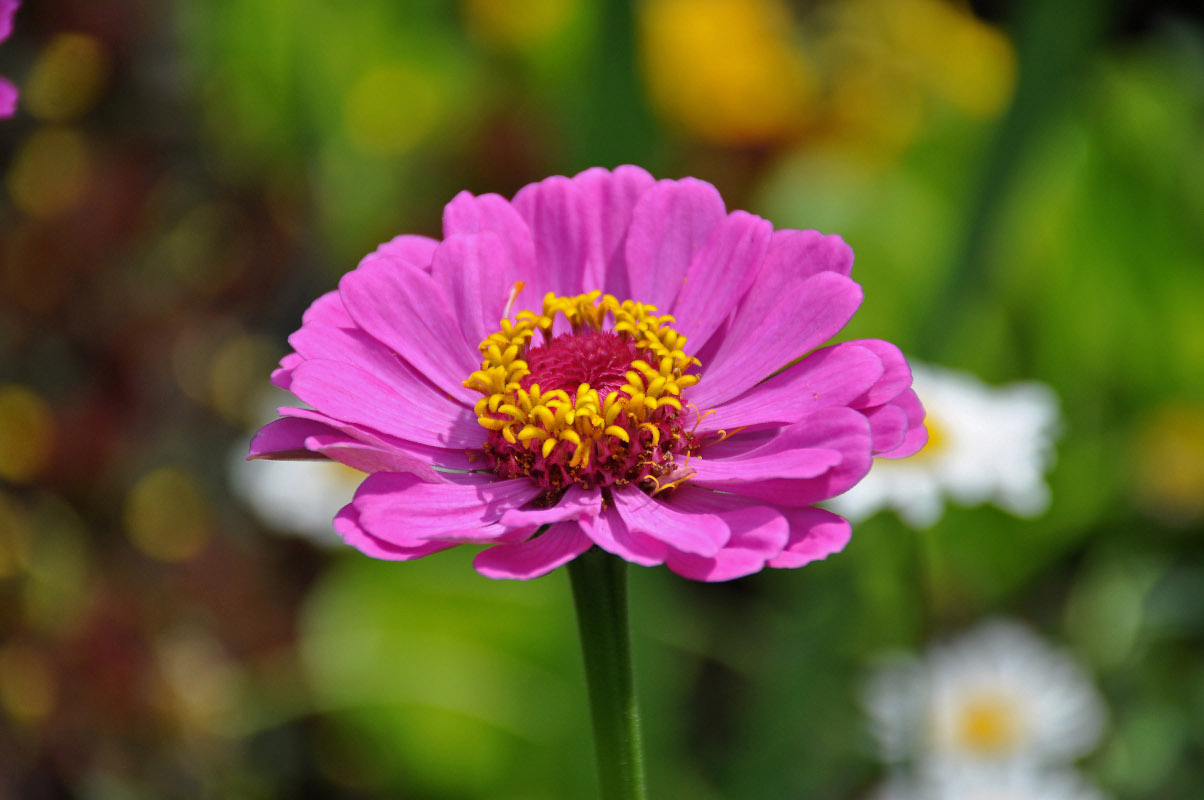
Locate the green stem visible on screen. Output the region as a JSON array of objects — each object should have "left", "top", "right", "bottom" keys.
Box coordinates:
[{"left": 568, "top": 547, "right": 648, "bottom": 800}]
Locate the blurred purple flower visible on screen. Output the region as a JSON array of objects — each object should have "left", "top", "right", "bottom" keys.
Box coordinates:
[
  {"left": 0, "top": 0, "right": 18, "bottom": 117},
  {"left": 249, "top": 166, "right": 924, "bottom": 580}
]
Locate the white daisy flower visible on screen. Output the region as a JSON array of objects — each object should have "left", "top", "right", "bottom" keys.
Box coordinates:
[
  {"left": 829, "top": 362, "right": 1059, "bottom": 528},
  {"left": 229, "top": 390, "right": 361, "bottom": 545},
  {"left": 864, "top": 620, "right": 1106, "bottom": 770},
  {"left": 874, "top": 764, "right": 1111, "bottom": 800}
]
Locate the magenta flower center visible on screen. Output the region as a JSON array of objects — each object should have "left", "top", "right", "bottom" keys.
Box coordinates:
[
  {"left": 521, "top": 331, "right": 637, "bottom": 396},
  {"left": 463, "top": 290, "right": 702, "bottom": 497}
]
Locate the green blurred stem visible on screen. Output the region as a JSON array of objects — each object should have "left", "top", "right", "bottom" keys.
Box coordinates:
[
  {"left": 917, "top": 0, "right": 1118, "bottom": 356},
  {"left": 568, "top": 548, "right": 648, "bottom": 800}
]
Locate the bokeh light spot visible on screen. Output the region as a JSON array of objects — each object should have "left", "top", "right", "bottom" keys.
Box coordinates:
[
  {"left": 124, "top": 467, "right": 211, "bottom": 562},
  {"left": 23, "top": 33, "right": 111, "bottom": 122},
  {"left": 153, "top": 630, "right": 246, "bottom": 735},
  {"left": 0, "top": 492, "right": 32, "bottom": 579},
  {"left": 208, "top": 333, "right": 282, "bottom": 426},
  {"left": 342, "top": 63, "right": 444, "bottom": 157},
  {"left": 21, "top": 497, "right": 90, "bottom": 635},
  {"left": 0, "top": 384, "right": 56, "bottom": 484},
  {"left": 0, "top": 643, "right": 57, "bottom": 723},
  {"left": 5, "top": 127, "right": 92, "bottom": 219}
]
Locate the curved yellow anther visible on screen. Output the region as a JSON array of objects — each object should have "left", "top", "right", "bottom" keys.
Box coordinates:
[
  {"left": 604, "top": 401, "right": 623, "bottom": 427},
  {"left": 517, "top": 425, "right": 547, "bottom": 442},
  {"left": 604, "top": 425, "right": 630, "bottom": 443}
]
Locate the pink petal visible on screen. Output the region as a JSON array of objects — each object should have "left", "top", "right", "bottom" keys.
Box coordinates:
[
  {"left": 473, "top": 521, "right": 594, "bottom": 580},
  {"left": 863, "top": 403, "right": 908, "bottom": 455},
  {"left": 693, "top": 343, "right": 884, "bottom": 433},
  {"left": 0, "top": 0, "right": 17, "bottom": 41},
  {"left": 354, "top": 472, "right": 540, "bottom": 547},
  {"left": 270, "top": 352, "right": 304, "bottom": 389},
  {"left": 841, "top": 339, "right": 913, "bottom": 409},
  {"left": 0, "top": 77, "right": 16, "bottom": 118},
  {"left": 689, "top": 443, "right": 843, "bottom": 484},
  {"left": 624, "top": 178, "right": 726, "bottom": 312},
  {"left": 248, "top": 417, "right": 339, "bottom": 460},
  {"left": 692, "top": 407, "right": 872, "bottom": 506},
  {"left": 761, "top": 228, "right": 854, "bottom": 281},
  {"left": 661, "top": 487, "right": 789, "bottom": 581},
  {"left": 876, "top": 389, "right": 928, "bottom": 459},
  {"left": 278, "top": 406, "right": 484, "bottom": 473},
  {"left": 300, "top": 433, "right": 442, "bottom": 481},
  {"left": 359, "top": 234, "right": 439, "bottom": 274},
  {"left": 767, "top": 507, "right": 852, "bottom": 568},
  {"left": 499, "top": 485, "right": 602, "bottom": 529},
  {"left": 580, "top": 507, "right": 667, "bottom": 567},
  {"left": 612, "top": 485, "right": 729, "bottom": 557},
  {"left": 287, "top": 359, "right": 482, "bottom": 450},
  {"left": 431, "top": 232, "right": 515, "bottom": 350},
  {"left": 338, "top": 258, "right": 479, "bottom": 405},
  {"left": 512, "top": 175, "right": 588, "bottom": 298},
  {"left": 692, "top": 230, "right": 853, "bottom": 396},
  {"left": 335, "top": 503, "right": 455, "bottom": 561},
  {"left": 288, "top": 317, "right": 472, "bottom": 414},
  {"left": 671, "top": 211, "right": 773, "bottom": 354},
  {"left": 572, "top": 165, "right": 656, "bottom": 295},
  {"left": 442, "top": 191, "right": 538, "bottom": 306},
  {"left": 301, "top": 288, "right": 355, "bottom": 328},
  {"left": 693, "top": 271, "right": 864, "bottom": 407}
]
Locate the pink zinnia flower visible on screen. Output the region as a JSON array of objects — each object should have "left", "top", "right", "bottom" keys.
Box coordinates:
[
  {"left": 0, "top": 1, "right": 18, "bottom": 118},
  {"left": 249, "top": 166, "right": 925, "bottom": 580}
]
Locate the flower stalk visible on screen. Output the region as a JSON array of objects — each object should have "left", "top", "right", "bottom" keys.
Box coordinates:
[{"left": 568, "top": 547, "right": 648, "bottom": 800}]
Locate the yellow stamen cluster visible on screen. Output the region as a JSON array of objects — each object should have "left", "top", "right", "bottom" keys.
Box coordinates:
[{"left": 463, "top": 290, "right": 700, "bottom": 473}]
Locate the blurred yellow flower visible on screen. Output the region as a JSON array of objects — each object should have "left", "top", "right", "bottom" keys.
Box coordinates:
[
  {"left": 874, "top": 0, "right": 1016, "bottom": 119},
  {"left": 463, "top": 0, "right": 578, "bottom": 50},
  {"left": 1132, "top": 402, "right": 1204, "bottom": 524},
  {"left": 821, "top": 0, "right": 1016, "bottom": 156},
  {"left": 640, "top": 0, "right": 817, "bottom": 147},
  {"left": 640, "top": 0, "right": 1015, "bottom": 155}
]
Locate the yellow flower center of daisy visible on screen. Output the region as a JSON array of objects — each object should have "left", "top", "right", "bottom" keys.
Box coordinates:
[
  {"left": 956, "top": 694, "right": 1020, "bottom": 755},
  {"left": 911, "top": 416, "right": 949, "bottom": 460},
  {"left": 463, "top": 286, "right": 702, "bottom": 494}
]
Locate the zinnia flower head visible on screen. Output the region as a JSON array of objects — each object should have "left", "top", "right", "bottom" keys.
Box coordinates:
[
  {"left": 249, "top": 166, "right": 925, "bottom": 580},
  {"left": 1, "top": 0, "right": 19, "bottom": 117}
]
